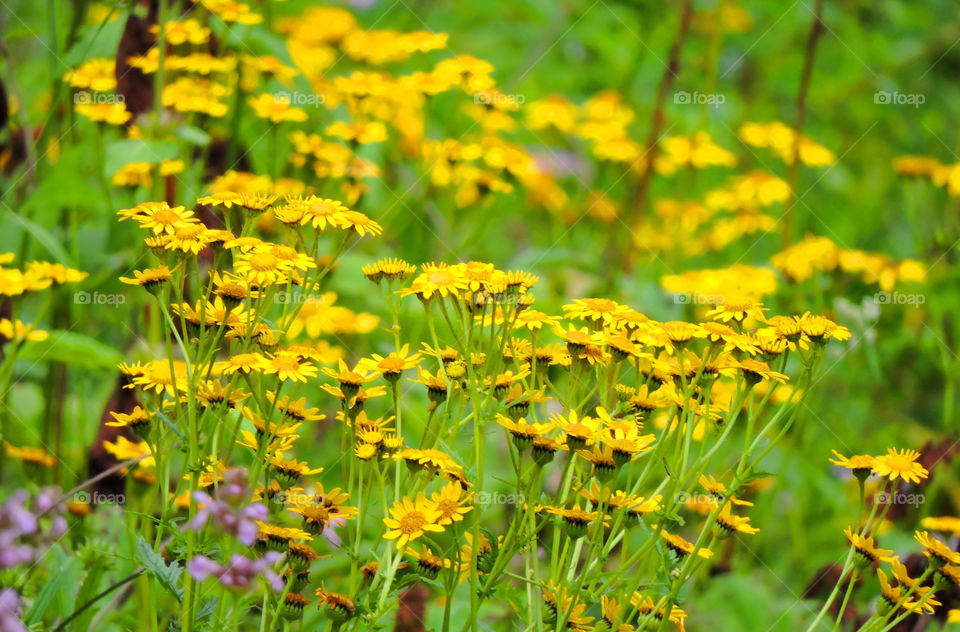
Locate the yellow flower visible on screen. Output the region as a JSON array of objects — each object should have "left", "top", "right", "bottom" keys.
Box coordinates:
[
  {"left": 214, "top": 352, "right": 266, "bottom": 375},
  {"left": 873, "top": 448, "right": 928, "bottom": 484},
  {"left": 248, "top": 93, "right": 308, "bottom": 123},
  {"left": 267, "top": 393, "right": 325, "bottom": 423},
  {"left": 256, "top": 522, "right": 313, "bottom": 551},
  {"left": 119, "top": 202, "right": 196, "bottom": 235},
  {"left": 916, "top": 531, "right": 960, "bottom": 566},
  {"left": 152, "top": 19, "right": 211, "bottom": 45},
  {"left": 162, "top": 77, "right": 231, "bottom": 117},
  {"left": 660, "top": 530, "right": 713, "bottom": 559},
  {"left": 64, "top": 58, "right": 116, "bottom": 91},
  {"left": 362, "top": 258, "right": 416, "bottom": 284},
  {"left": 358, "top": 344, "right": 422, "bottom": 380},
  {"left": 715, "top": 505, "right": 760, "bottom": 536},
  {"left": 630, "top": 593, "right": 687, "bottom": 631},
  {"left": 844, "top": 527, "right": 894, "bottom": 565},
  {"left": 431, "top": 482, "right": 473, "bottom": 525},
  {"left": 199, "top": 0, "right": 263, "bottom": 25},
  {"left": 830, "top": 450, "right": 876, "bottom": 476},
  {"left": 260, "top": 352, "right": 318, "bottom": 383},
  {"left": 706, "top": 300, "right": 767, "bottom": 324},
  {"left": 382, "top": 493, "right": 445, "bottom": 549},
  {"left": 75, "top": 102, "right": 131, "bottom": 125},
  {"left": 399, "top": 263, "right": 469, "bottom": 301},
  {"left": 921, "top": 516, "right": 960, "bottom": 538},
  {"left": 337, "top": 210, "right": 383, "bottom": 237},
  {"left": 4, "top": 442, "right": 57, "bottom": 468},
  {"left": 0, "top": 319, "right": 48, "bottom": 342},
  {"left": 106, "top": 406, "right": 153, "bottom": 431},
  {"left": 562, "top": 297, "right": 629, "bottom": 325},
  {"left": 119, "top": 266, "right": 173, "bottom": 288}
]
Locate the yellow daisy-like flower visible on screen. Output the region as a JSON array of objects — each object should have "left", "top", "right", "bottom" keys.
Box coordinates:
[
  {"left": 0, "top": 319, "right": 48, "bottom": 342},
  {"left": 562, "top": 297, "right": 629, "bottom": 325},
  {"left": 119, "top": 266, "right": 173, "bottom": 289},
  {"left": 214, "top": 352, "right": 267, "bottom": 375},
  {"left": 354, "top": 443, "right": 378, "bottom": 461},
  {"left": 877, "top": 567, "right": 924, "bottom": 615},
  {"left": 513, "top": 309, "right": 559, "bottom": 332},
  {"left": 630, "top": 593, "right": 688, "bottom": 631},
  {"left": 64, "top": 58, "right": 117, "bottom": 91},
  {"left": 361, "top": 258, "right": 416, "bottom": 284},
  {"left": 256, "top": 522, "right": 313, "bottom": 551},
  {"left": 873, "top": 448, "right": 928, "bottom": 484},
  {"left": 295, "top": 196, "right": 349, "bottom": 231},
  {"left": 430, "top": 481, "right": 473, "bottom": 525},
  {"left": 706, "top": 300, "right": 767, "bottom": 323},
  {"left": 661, "top": 530, "right": 714, "bottom": 559},
  {"left": 715, "top": 506, "right": 760, "bottom": 536},
  {"left": 399, "top": 263, "right": 469, "bottom": 301},
  {"left": 106, "top": 405, "right": 153, "bottom": 431},
  {"left": 844, "top": 527, "right": 894, "bottom": 565},
  {"left": 921, "top": 516, "right": 960, "bottom": 538},
  {"left": 197, "top": 192, "right": 243, "bottom": 208},
  {"left": 550, "top": 410, "right": 601, "bottom": 450},
  {"left": 267, "top": 393, "right": 325, "bottom": 423},
  {"left": 75, "top": 102, "right": 132, "bottom": 125},
  {"left": 359, "top": 344, "right": 423, "bottom": 380},
  {"left": 123, "top": 203, "right": 196, "bottom": 235},
  {"left": 248, "top": 93, "right": 308, "bottom": 123},
  {"left": 260, "top": 352, "right": 318, "bottom": 383},
  {"left": 337, "top": 210, "right": 383, "bottom": 237},
  {"left": 829, "top": 450, "right": 876, "bottom": 476},
  {"left": 233, "top": 249, "right": 290, "bottom": 286},
  {"left": 4, "top": 442, "right": 57, "bottom": 468},
  {"left": 738, "top": 359, "right": 789, "bottom": 384},
  {"left": 916, "top": 531, "right": 960, "bottom": 566},
  {"left": 382, "top": 493, "right": 445, "bottom": 549},
  {"left": 315, "top": 584, "right": 356, "bottom": 621}
]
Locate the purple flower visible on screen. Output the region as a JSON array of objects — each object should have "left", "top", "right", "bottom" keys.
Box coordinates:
[
  {"left": 0, "top": 588, "right": 26, "bottom": 632},
  {"left": 32, "top": 487, "right": 60, "bottom": 515},
  {"left": 189, "top": 469, "right": 267, "bottom": 546},
  {"left": 187, "top": 551, "right": 284, "bottom": 592},
  {"left": 0, "top": 491, "right": 38, "bottom": 536},
  {"left": 0, "top": 487, "right": 68, "bottom": 570}
]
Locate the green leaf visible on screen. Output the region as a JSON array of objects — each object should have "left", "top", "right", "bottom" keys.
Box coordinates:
[
  {"left": 26, "top": 546, "right": 80, "bottom": 624},
  {"left": 7, "top": 214, "right": 72, "bottom": 266},
  {"left": 18, "top": 330, "right": 124, "bottom": 369},
  {"left": 135, "top": 535, "right": 184, "bottom": 603},
  {"left": 104, "top": 139, "right": 180, "bottom": 177},
  {"left": 176, "top": 125, "right": 211, "bottom": 147},
  {"left": 72, "top": 554, "right": 108, "bottom": 632}
]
